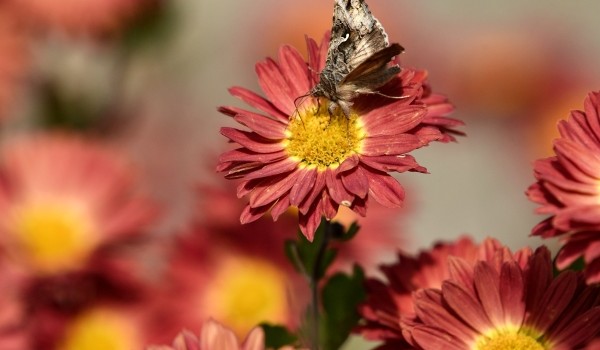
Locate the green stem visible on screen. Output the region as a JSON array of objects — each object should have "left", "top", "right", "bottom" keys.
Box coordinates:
[{"left": 309, "top": 218, "right": 332, "bottom": 350}]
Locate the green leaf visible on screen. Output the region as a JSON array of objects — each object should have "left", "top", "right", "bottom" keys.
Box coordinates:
[
  {"left": 320, "top": 265, "right": 366, "bottom": 350},
  {"left": 336, "top": 221, "right": 360, "bottom": 241},
  {"left": 260, "top": 323, "right": 297, "bottom": 348},
  {"left": 284, "top": 218, "right": 336, "bottom": 281}
]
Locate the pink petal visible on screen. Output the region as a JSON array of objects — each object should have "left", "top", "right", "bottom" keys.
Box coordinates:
[
  {"left": 256, "top": 58, "right": 295, "bottom": 115},
  {"left": 362, "top": 134, "right": 424, "bottom": 156},
  {"left": 360, "top": 154, "right": 426, "bottom": 173},
  {"left": 367, "top": 172, "right": 405, "bottom": 208},
  {"left": 232, "top": 111, "right": 287, "bottom": 140},
  {"left": 243, "top": 159, "right": 298, "bottom": 181},
  {"left": 218, "top": 149, "right": 287, "bottom": 167},
  {"left": 325, "top": 168, "right": 354, "bottom": 206},
  {"left": 229, "top": 86, "right": 288, "bottom": 123},
  {"left": 278, "top": 45, "right": 311, "bottom": 97},
  {"left": 527, "top": 271, "right": 577, "bottom": 333},
  {"left": 220, "top": 127, "right": 284, "bottom": 154},
  {"left": 362, "top": 106, "right": 427, "bottom": 136},
  {"left": 242, "top": 327, "right": 265, "bottom": 350},
  {"left": 442, "top": 281, "right": 494, "bottom": 334},
  {"left": 411, "top": 326, "right": 468, "bottom": 350},
  {"left": 413, "top": 289, "right": 477, "bottom": 344},
  {"left": 270, "top": 194, "right": 291, "bottom": 221},
  {"left": 499, "top": 261, "right": 525, "bottom": 327},
  {"left": 248, "top": 170, "right": 300, "bottom": 207},
  {"left": 341, "top": 165, "right": 369, "bottom": 199},
  {"left": 289, "top": 168, "right": 317, "bottom": 206},
  {"left": 299, "top": 200, "right": 323, "bottom": 241},
  {"left": 473, "top": 263, "right": 503, "bottom": 327},
  {"left": 240, "top": 203, "right": 270, "bottom": 224},
  {"left": 298, "top": 171, "right": 326, "bottom": 214}
]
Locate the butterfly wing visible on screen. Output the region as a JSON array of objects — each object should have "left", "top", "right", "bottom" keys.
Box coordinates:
[{"left": 342, "top": 43, "right": 403, "bottom": 85}]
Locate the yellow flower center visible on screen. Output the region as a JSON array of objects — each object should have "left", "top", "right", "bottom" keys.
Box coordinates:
[
  {"left": 10, "top": 201, "right": 98, "bottom": 274},
  {"left": 474, "top": 327, "right": 545, "bottom": 350},
  {"left": 201, "top": 255, "right": 289, "bottom": 338},
  {"left": 58, "top": 309, "right": 140, "bottom": 350},
  {"left": 284, "top": 100, "right": 365, "bottom": 170}
]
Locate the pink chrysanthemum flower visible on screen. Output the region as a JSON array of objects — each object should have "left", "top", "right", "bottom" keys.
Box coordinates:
[
  {"left": 0, "top": 133, "right": 157, "bottom": 275},
  {"left": 6, "top": 0, "right": 153, "bottom": 35},
  {"left": 147, "top": 319, "right": 265, "bottom": 350},
  {"left": 218, "top": 33, "right": 463, "bottom": 240},
  {"left": 526, "top": 91, "right": 600, "bottom": 283},
  {"left": 403, "top": 246, "right": 600, "bottom": 350},
  {"left": 357, "top": 236, "right": 524, "bottom": 348},
  {"left": 0, "top": 6, "right": 30, "bottom": 121}
]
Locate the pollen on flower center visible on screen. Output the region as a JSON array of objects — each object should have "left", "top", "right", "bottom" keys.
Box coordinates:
[
  {"left": 11, "top": 201, "right": 97, "bottom": 274},
  {"left": 474, "top": 328, "right": 545, "bottom": 350},
  {"left": 284, "top": 100, "right": 364, "bottom": 170}
]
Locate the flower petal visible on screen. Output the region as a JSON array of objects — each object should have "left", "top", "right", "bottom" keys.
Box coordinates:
[
  {"left": 367, "top": 172, "right": 405, "bottom": 208},
  {"left": 228, "top": 86, "right": 288, "bottom": 122},
  {"left": 220, "top": 127, "right": 284, "bottom": 154}
]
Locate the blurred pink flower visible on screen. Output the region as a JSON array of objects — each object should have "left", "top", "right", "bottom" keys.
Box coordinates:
[
  {"left": 6, "top": 0, "right": 155, "bottom": 35},
  {"left": 357, "top": 236, "right": 529, "bottom": 348},
  {"left": 217, "top": 32, "right": 463, "bottom": 240},
  {"left": 0, "top": 133, "right": 158, "bottom": 275},
  {"left": 148, "top": 319, "right": 264, "bottom": 350},
  {"left": 0, "top": 6, "right": 30, "bottom": 121},
  {"left": 149, "top": 227, "right": 299, "bottom": 343},
  {"left": 0, "top": 133, "right": 159, "bottom": 348},
  {"left": 527, "top": 91, "right": 600, "bottom": 283},
  {"left": 403, "top": 246, "right": 600, "bottom": 350}
]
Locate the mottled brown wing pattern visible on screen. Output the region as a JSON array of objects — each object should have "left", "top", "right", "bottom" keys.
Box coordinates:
[{"left": 310, "top": 0, "right": 403, "bottom": 117}]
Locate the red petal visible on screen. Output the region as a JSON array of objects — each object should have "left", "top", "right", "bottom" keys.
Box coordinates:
[
  {"left": 299, "top": 201, "right": 323, "bottom": 241},
  {"left": 220, "top": 127, "right": 283, "bottom": 153},
  {"left": 278, "top": 45, "right": 311, "bottom": 97},
  {"left": 325, "top": 168, "right": 354, "bottom": 206},
  {"left": 411, "top": 326, "right": 467, "bottom": 350},
  {"left": 256, "top": 58, "right": 295, "bottom": 115},
  {"left": 362, "top": 134, "right": 424, "bottom": 156},
  {"left": 367, "top": 172, "right": 405, "bottom": 208},
  {"left": 249, "top": 170, "right": 300, "bottom": 207},
  {"left": 243, "top": 159, "right": 297, "bottom": 181},
  {"left": 289, "top": 168, "right": 317, "bottom": 206},
  {"left": 341, "top": 165, "right": 369, "bottom": 199},
  {"left": 362, "top": 106, "right": 427, "bottom": 136},
  {"left": 298, "top": 171, "right": 326, "bottom": 214},
  {"left": 228, "top": 86, "right": 288, "bottom": 122},
  {"left": 271, "top": 195, "right": 291, "bottom": 221},
  {"left": 218, "top": 148, "right": 287, "bottom": 165},
  {"left": 473, "top": 263, "right": 504, "bottom": 327},
  {"left": 232, "top": 111, "right": 287, "bottom": 139},
  {"left": 442, "top": 281, "right": 493, "bottom": 334},
  {"left": 240, "top": 203, "right": 270, "bottom": 224}
]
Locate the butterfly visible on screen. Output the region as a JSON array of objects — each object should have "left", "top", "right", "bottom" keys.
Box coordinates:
[{"left": 310, "top": 0, "right": 403, "bottom": 117}]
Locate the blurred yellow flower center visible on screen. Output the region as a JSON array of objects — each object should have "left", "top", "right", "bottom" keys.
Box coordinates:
[
  {"left": 12, "top": 201, "right": 97, "bottom": 274},
  {"left": 58, "top": 309, "right": 140, "bottom": 350},
  {"left": 284, "top": 100, "right": 364, "bottom": 170},
  {"left": 202, "top": 255, "right": 289, "bottom": 338},
  {"left": 474, "top": 328, "right": 544, "bottom": 350}
]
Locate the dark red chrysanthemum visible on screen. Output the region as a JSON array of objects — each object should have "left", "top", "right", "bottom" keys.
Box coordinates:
[
  {"left": 403, "top": 246, "right": 600, "bottom": 350},
  {"left": 217, "top": 33, "right": 464, "bottom": 240},
  {"left": 527, "top": 91, "right": 600, "bottom": 284},
  {"left": 359, "top": 237, "right": 600, "bottom": 349},
  {"left": 357, "top": 236, "right": 525, "bottom": 349}
]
